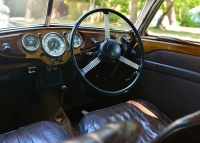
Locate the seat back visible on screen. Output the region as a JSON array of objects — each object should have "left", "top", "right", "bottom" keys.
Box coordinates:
[
  {"left": 153, "top": 110, "right": 200, "bottom": 143},
  {"left": 63, "top": 121, "right": 141, "bottom": 143}
]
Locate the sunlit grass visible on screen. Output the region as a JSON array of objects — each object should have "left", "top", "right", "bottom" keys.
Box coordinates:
[{"left": 147, "top": 27, "right": 200, "bottom": 43}]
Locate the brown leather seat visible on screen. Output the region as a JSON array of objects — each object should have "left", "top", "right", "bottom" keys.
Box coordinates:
[
  {"left": 0, "top": 101, "right": 199, "bottom": 143},
  {"left": 64, "top": 121, "right": 141, "bottom": 143},
  {"left": 0, "top": 121, "right": 71, "bottom": 143},
  {"left": 78, "top": 99, "right": 200, "bottom": 143},
  {"left": 0, "top": 120, "right": 141, "bottom": 143}
]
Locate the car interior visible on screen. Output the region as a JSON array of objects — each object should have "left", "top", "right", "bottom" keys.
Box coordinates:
[{"left": 0, "top": 0, "right": 200, "bottom": 142}]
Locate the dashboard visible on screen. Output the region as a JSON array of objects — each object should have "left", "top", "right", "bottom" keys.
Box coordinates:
[
  {"left": 1, "top": 26, "right": 199, "bottom": 84},
  {"left": 0, "top": 27, "right": 134, "bottom": 70}
]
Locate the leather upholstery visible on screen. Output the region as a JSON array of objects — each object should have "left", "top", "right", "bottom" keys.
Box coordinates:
[
  {"left": 64, "top": 121, "right": 141, "bottom": 143},
  {"left": 153, "top": 110, "right": 200, "bottom": 143},
  {"left": 75, "top": 111, "right": 200, "bottom": 143},
  {"left": 0, "top": 121, "right": 71, "bottom": 143},
  {"left": 78, "top": 100, "right": 172, "bottom": 143}
]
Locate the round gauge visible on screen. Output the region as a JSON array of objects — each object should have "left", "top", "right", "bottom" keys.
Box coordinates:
[
  {"left": 67, "top": 32, "right": 82, "bottom": 48},
  {"left": 22, "top": 34, "right": 40, "bottom": 51},
  {"left": 42, "top": 32, "right": 66, "bottom": 57}
]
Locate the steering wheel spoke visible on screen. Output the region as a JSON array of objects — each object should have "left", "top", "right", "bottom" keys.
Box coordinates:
[
  {"left": 119, "top": 56, "right": 140, "bottom": 70},
  {"left": 82, "top": 57, "right": 101, "bottom": 75},
  {"left": 104, "top": 13, "right": 110, "bottom": 39}
]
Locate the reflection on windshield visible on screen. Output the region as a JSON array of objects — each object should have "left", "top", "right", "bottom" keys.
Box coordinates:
[
  {"left": 52, "top": 0, "right": 145, "bottom": 30},
  {"left": 0, "top": 0, "right": 46, "bottom": 29},
  {"left": 0, "top": 4, "right": 10, "bottom": 28},
  {"left": 0, "top": 0, "right": 146, "bottom": 30}
]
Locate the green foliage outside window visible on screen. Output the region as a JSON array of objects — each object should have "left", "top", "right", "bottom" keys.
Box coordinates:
[{"left": 174, "top": 0, "right": 200, "bottom": 27}]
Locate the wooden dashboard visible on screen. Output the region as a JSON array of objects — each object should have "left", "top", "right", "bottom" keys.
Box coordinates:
[
  {"left": 0, "top": 27, "right": 134, "bottom": 70},
  {"left": 0, "top": 26, "right": 200, "bottom": 71}
]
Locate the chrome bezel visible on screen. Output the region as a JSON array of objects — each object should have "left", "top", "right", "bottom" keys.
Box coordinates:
[
  {"left": 22, "top": 34, "right": 40, "bottom": 51},
  {"left": 42, "top": 32, "right": 66, "bottom": 57},
  {"left": 67, "top": 32, "right": 82, "bottom": 48}
]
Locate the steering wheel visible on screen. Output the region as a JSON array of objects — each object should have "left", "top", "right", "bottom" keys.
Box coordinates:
[{"left": 70, "top": 8, "right": 144, "bottom": 96}]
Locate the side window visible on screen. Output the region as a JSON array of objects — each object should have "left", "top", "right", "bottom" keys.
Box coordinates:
[{"left": 147, "top": 0, "right": 200, "bottom": 42}]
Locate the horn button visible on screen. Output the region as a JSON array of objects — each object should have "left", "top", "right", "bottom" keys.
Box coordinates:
[{"left": 99, "top": 39, "right": 121, "bottom": 62}]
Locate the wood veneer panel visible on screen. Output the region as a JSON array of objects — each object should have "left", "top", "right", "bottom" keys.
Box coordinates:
[
  {"left": 143, "top": 39, "right": 200, "bottom": 57},
  {"left": 0, "top": 34, "right": 25, "bottom": 56},
  {"left": 0, "top": 27, "right": 135, "bottom": 66}
]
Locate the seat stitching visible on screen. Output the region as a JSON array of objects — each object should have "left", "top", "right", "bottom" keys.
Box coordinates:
[
  {"left": 124, "top": 103, "right": 153, "bottom": 141},
  {"left": 13, "top": 131, "right": 20, "bottom": 143},
  {"left": 89, "top": 107, "right": 115, "bottom": 131},
  {"left": 32, "top": 123, "right": 51, "bottom": 143},
  {"left": 44, "top": 121, "right": 70, "bottom": 140},
  {"left": 138, "top": 101, "right": 171, "bottom": 126},
  {"left": 24, "top": 125, "right": 36, "bottom": 143},
  {"left": 116, "top": 104, "right": 133, "bottom": 121},
  {"left": 128, "top": 101, "right": 163, "bottom": 134},
  {"left": 2, "top": 134, "right": 8, "bottom": 143},
  {"left": 85, "top": 114, "right": 99, "bottom": 132},
  {"left": 134, "top": 101, "right": 170, "bottom": 140},
  {"left": 43, "top": 122, "right": 66, "bottom": 141},
  {"left": 98, "top": 111, "right": 108, "bottom": 126},
  {"left": 131, "top": 103, "right": 161, "bottom": 136},
  {"left": 132, "top": 100, "right": 171, "bottom": 128},
  {"left": 86, "top": 107, "right": 115, "bottom": 132},
  {"left": 137, "top": 100, "right": 170, "bottom": 121},
  {"left": 120, "top": 103, "right": 147, "bottom": 142},
  {"left": 125, "top": 103, "right": 150, "bottom": 142},
  {"left": 115, "top": 104, "right": 131, "bottom": 120},
  {"left": 102, "top": 106, "right": 123, "bottom": 122},
  {"left": 78, "top": 123, "right": 85, "bottom": 135}
]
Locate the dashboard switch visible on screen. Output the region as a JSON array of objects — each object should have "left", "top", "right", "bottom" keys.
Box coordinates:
[
  {"left": 2, "top": 43, "right": 11, "bottom": 54},
  {"left": 51, "top": 58, "right": 56, "bottom": 63},
  {"left": 59, "top": 57, "right": 64, "bottom": 62},
  {"left": 40, "top": 51, "right": 45, "bottom": 56}
]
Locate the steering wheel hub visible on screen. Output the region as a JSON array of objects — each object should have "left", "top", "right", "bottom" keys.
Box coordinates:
[{"left": 99, "top": 39, "right": 121, "bottom": 62}]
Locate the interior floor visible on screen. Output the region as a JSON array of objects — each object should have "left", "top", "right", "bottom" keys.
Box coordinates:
[{"left": 0, "top": 75, "right": 106, "bottom": 135}]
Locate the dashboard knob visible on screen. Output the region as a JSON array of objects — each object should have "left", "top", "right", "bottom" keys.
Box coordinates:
[
  {"left": 2, "top": 43, "right": 11, "bottom": 54},
  {"left": 62, "top": 85, "right": 67, "bottom": 92}
]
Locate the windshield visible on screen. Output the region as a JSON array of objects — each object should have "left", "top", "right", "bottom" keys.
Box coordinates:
[{"left": 0, "top": 0, "right": 146, "bottom": 30}]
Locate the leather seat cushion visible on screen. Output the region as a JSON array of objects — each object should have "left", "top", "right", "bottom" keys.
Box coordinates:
[
  {"left": 79, "top": 99, "right": 172, "bottom": 143},
  {"left": 0, "top": 121, "right": 71, "bottom": 143}
]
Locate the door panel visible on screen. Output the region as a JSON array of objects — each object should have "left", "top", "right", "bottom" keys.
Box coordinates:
[{"left": 129, "top": 39, "right": 200, "bottom": 120}]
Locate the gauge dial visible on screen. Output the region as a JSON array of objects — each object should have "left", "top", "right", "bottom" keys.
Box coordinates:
[
  {"left": 67, "top": 32, "right": 82, "bottom": 48},
  {"left": 22, "top": 34, "right": 40, "bottom": 51},
  {"left": 42, "top": 32, "right": 66, "bottom": 57}
]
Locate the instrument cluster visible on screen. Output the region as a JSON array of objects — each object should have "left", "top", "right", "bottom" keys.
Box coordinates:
[{"left": 21, "top": 32, "right": 82, "bottom": 57}]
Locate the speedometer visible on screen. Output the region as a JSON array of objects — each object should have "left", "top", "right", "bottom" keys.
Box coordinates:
[
  {"left": 42, "top": 32, "right": 66, "bottom": 57},
  {"left": 67, "top": 32, "right": 82, "bottom": 48}
]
